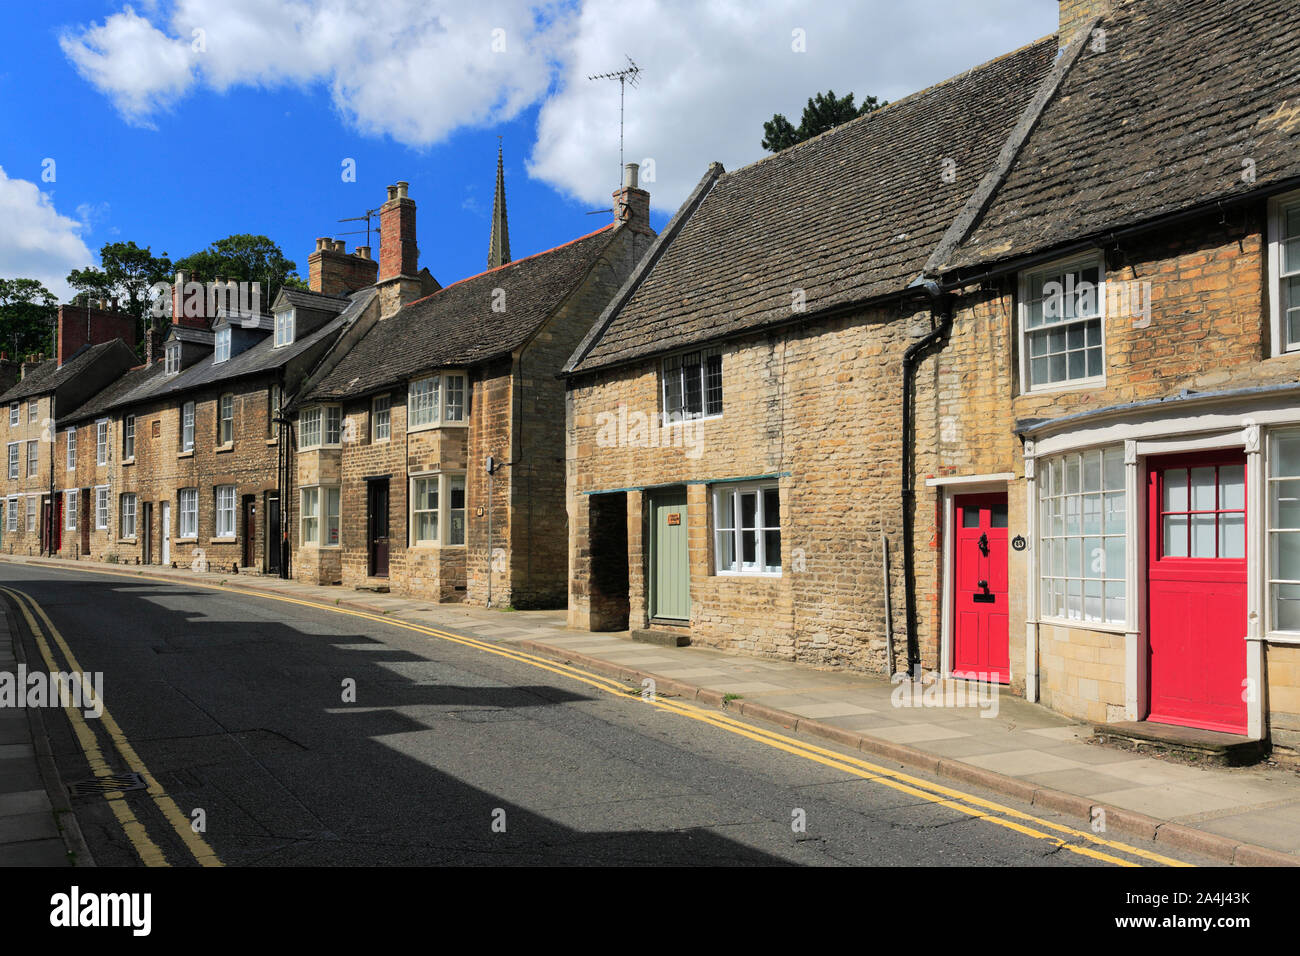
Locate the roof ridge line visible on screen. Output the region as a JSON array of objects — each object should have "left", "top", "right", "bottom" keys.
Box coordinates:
[
  {"left": 922, "top": 19, "right": 1102, "bottom": 278},
  {"left": 563, "top": 163, "right": 725, "bottom": 376}
]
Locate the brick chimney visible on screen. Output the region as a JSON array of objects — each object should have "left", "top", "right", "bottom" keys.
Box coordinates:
[
  {"left": 377, "top": 181, "right": 421, "bottom": 318},
  {"left": 169, "top": 270, "right": 213, "bottom": 330},
  {"left": 56, "top": 301, "right": 136, "bottom": 366},
  {"left": 612, "top": 163, "right": 652, "bottom": 236},
  {"left": 1058, "top": 0, "right": 1114, "bottom": 49},
  {"left": 309, "top": 238, "right": 379, "bottom": 295}
]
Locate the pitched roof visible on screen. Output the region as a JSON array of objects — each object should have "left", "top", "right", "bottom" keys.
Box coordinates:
[
  {"left": 62, "top": 362, "right": 167, "bottom": 424},
  {"left": 0, "top": 340, "right": 135, "bottom": 404},
  {"left": 937, "top": 0, "right": 1300, "bottom": 273},
  {"left": 276, "top": 287, "right": 351, "bottom": 312},
  {"left": 565, "top": 36, "right": 1058, "bottom": 374},
  {"left": 306, "top": 226, "right": 617, "bottom": 400}
]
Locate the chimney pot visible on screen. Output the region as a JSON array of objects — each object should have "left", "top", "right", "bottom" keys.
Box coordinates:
[
  {"left": 386, "top": 184, "right": 398, "bottom": 201},
  {"left": 624, "top": 163, "right": 639, "bottom": 189},
  {"left": 356, "top": 246, "right": 371, "bottom": 259},
  {"left": 396, "top": 181, "right": 409, "bottom": 198}
]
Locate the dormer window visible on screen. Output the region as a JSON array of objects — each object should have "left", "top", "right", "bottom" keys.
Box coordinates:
[
  {"left": 274, "top": 309, "right": 295, "bottom": 348},
  {"left": 165, "top": 343, "right": 181, "bottom": 374},
  {"left": 214, "top": 327, "right": 231, "bottom": 363}
]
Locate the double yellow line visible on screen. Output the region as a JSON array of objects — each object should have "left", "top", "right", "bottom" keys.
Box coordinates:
[
  {"left": 8, "top": 564, "right": 1191, "bottom": 867},
  {"left": 2, "top": 586, "right": 222, "bottom": 867}
]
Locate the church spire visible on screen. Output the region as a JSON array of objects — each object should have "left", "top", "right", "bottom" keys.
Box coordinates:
[{"left": 487, "top": 140, "right": 511, "bottom": 269}]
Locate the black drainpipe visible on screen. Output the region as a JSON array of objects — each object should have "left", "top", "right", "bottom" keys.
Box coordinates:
[{"left": 901, "top": 278, "right": 953, "bottom": 676}]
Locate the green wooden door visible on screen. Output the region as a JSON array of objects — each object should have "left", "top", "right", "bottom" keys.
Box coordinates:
[{"left": 650, "top": 489, "right": 690, "bottom": 620}]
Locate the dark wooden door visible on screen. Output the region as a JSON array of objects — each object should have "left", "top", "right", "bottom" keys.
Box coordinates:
[
  {"left": 142, "top": 503, "right": 152, "bottom": 564},
  {"left": 266, "top": 495, "right": 280, "bottom": 573},
  {"left": 243, "top": 497, "right": 256, "bottom": 567},
  {"left": 368, "top": 480, "right": 390, "bottom": 578}
]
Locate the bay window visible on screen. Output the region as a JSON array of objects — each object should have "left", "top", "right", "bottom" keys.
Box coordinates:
[
  {"left": 409, "top": 473, "right": 466, "bottom": 546},
  {"left": 1038, "top": 447, "right": 1126, "bottom": 625},
  {"left": 300, "top": 486, "right": 340, "bottom": 546},
  {"left": 408, "top": 373, "right": 468, "bottom": 429},
  {"left": 1270, "top": 430, "right": 1300, "bottom": 632},
  {"left": 298, "top": 406, "right": 341, "bottom": 449},
  {"left": 713, "top": 482, "right": 781, "bottom": 575}
]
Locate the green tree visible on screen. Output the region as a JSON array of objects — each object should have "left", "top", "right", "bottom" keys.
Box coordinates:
[
  {"left": 761, "top": 89, "right": 888, "bottom": 153},
  {"left": 0, "top": 278, "right": 58, "bottom": 359},
  {"left": 67, "top": 240, "right": 172, "bottom": 320},
  {"left": 173, "top": 234, "right": 305, "bottom": 307}
]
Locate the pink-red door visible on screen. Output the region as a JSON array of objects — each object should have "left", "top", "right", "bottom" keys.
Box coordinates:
[
  {"left": 1147, "top": 451, "right": 1248, "bottom": 734},
  {"left": 953, "top": 493, "right": 1010, "bottom": 683}
]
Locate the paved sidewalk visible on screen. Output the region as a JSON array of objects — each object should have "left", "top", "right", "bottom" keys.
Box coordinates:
[
  {"left": 6, "top": 554, "right": 1300, "bottom": 865},
  {"left": 0, "top": 591, "right": 90, "bottom": 866}
]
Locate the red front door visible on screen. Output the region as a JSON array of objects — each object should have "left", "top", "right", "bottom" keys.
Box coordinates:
[
  {"left": 1146, "top": 451, "right": 1248, "bottom": 734},
  {"left": 953, "top": 493, "right": 1010, "bottom": 683}
]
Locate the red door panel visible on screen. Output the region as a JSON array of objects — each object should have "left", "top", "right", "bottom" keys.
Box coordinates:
[
  {"left": 1147, "top": 452, "right": 1248, "bottom": 734},
  {"left": 952, "top": 493, "right": 1010, "bottom": 684}
]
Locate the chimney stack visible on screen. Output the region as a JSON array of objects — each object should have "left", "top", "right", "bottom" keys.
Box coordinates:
[
  {"left": 377, "top": 181, "right": 421, "bottom": 318},
  {"left": 56, "top": 301, "right": 136, "bottom": 366},
  {"left": 1057, "top": 0, "right": 1114, "bottom": 50},
  {"left": 612, "top": 163, "right": 652, "bottom": 236},
  {"left": 309, "top": 236, "right": 380, "bottom": 296}
]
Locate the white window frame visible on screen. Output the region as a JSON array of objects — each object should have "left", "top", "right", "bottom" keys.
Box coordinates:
[
  {"left": 165, "top": 343, "right": 181, "bottom": 374},
  {"left": 1268, "top": 189, "right": 1300, "bottom": 356},
  {"left": 372, "top": 394, "right": 391, "bottom": 442},
  {"left": 712, "top": 481, "right": 781, "bottom": 576},
  {"left": 94, "top": 485, "right": 110, "bottom": 531},
  {"left": 298, "top": 405, "right": 341, "bottom": 450},
  {"left": 178, "top": 488, "right": 198, "bottom": 538},
  {"left": 408, "top": 472, "right": 467, "bottom": 547},
  {"left": 1268, "top": 428, "right": 1300, "bottom": 635},
  {"left": 66, "top": 428, "right": 76, "bottom": 470},
  {"left": 662, "top": 347, "right": 723, "bottom": 424},
  {"left": 181, "top": 401, "right": 195, "bottom": 452},
  {"left": 28, "top": 401, "right": 37, "bottom": 424},
  {"left": 8, "top": 442, "right": 18, "bottom": 479},
  {"left": 120, "top": 493, "right": 137, "bottom": 539},
  {"left": 407, "top": 372, "right": 469, "bottom": 431},
  {"left": 65, "top": 489, "right": 77, "bottom": 531},
  {"left": 96, "top": 419, "right": 109, "bottom": 465},
  {"left": 214, "top": 485, "right": 236, "bottom": 538},
  {"left": 123, "top": 415, "right": 135, "bottom": 460},
  {"left": 1018, "top": 253, "right": 1107, "bottom": 394},
  {"left": 218, "top": 394, "right": 234, "bottom": 445},
  {"left": 299, "top": 485, "right": 340, "bottom": 547},
  {"left": 8, "top": 402, "right": 16, "bottom": 427},
  {"left": 214, "top": 327, "right": 231, "bottom": 363},
  {"left": 26, "top": 440, "right": 38, "bottom": 477},
  {"left": 26, "top": 496, "right": 36, "bottom": 533},
  {"left": 6, "top": 496, "right": 18, "bottom": 532},
  {"left": 274, "top": 309, "right": 295, "bottom": 348},
  {"left": 1036, "top": 447, "right": 1128, "bottom": 628}
]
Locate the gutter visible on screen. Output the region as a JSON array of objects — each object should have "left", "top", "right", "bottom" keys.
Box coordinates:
[{"left": 900, "top": 277, "right": 954, "bottom": 676}]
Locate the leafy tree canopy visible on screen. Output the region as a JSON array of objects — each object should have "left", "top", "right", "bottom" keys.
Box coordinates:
[
  {"left": 762, "top": 89, "right": 888, "bottom": 153},
  {"left": 0, "top": 278, "right": 58, "bottom": 359},
  {"left": 172, "top": 234, "right": 306, "bottom": 307},
  {"left": 67, "top": 240, "right": 172, "bottom": 321}
]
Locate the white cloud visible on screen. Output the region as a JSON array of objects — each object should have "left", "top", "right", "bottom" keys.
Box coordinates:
[
  {"left": 59, "top": 1, "right": 1057, "bottom": 208},
  {"left": 531, "top": 0, "right": 1058, "bottom": 210},
  {"left": 0, "top": 168, "right": 95, "bottom": 302}
]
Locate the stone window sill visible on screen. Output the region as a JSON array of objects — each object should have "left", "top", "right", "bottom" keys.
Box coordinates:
[
  {"left": 215, "top": 444, "right": 234, "bottom": 454},
  {"left": 177, "top": 450, "right": 194, "bottom": 459}
]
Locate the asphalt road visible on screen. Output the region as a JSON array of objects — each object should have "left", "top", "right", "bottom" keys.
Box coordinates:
[{"left": 3, "top": 563, "right": 1206, "bottom": 867}]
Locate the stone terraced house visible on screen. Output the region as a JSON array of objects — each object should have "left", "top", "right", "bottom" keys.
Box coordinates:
[
  {"left": 564, "top": 0, "right": 1300, "bottom": 756},
  {"left": 289, "top": 163, "right": 656, "bottom": 607}
]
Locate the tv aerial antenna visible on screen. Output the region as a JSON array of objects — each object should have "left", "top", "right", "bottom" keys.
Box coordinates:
[
  {"left": 337, "top": 207, "right": 380, "bottom": 247},
  {"left": 588, "top": 55, "right": 642, "bottom": 187}
]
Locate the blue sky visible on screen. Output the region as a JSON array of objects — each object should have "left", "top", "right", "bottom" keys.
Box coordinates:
[{"left": 0, "top": 1, "right": 1058, "bottom": 301}]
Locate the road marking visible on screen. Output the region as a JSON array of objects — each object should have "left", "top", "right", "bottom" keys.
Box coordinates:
[
  {"left": 7, "top": 562, "right": 1192, "bottom": 867},
  {"left": 2, "top": 586, "right": 223, "bottom": 867},
  {"left": 2, "top": 587, "right": 170, "bottom": 867}
]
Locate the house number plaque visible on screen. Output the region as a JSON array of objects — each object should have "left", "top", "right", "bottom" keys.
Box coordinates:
[{"left": 666, "top": 513, "right": 681, "bottom": 526}]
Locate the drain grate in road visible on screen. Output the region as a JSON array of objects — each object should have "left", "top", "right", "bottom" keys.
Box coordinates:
[{"left": 67, "top": 772, "right": 148, "bottom": 798}]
